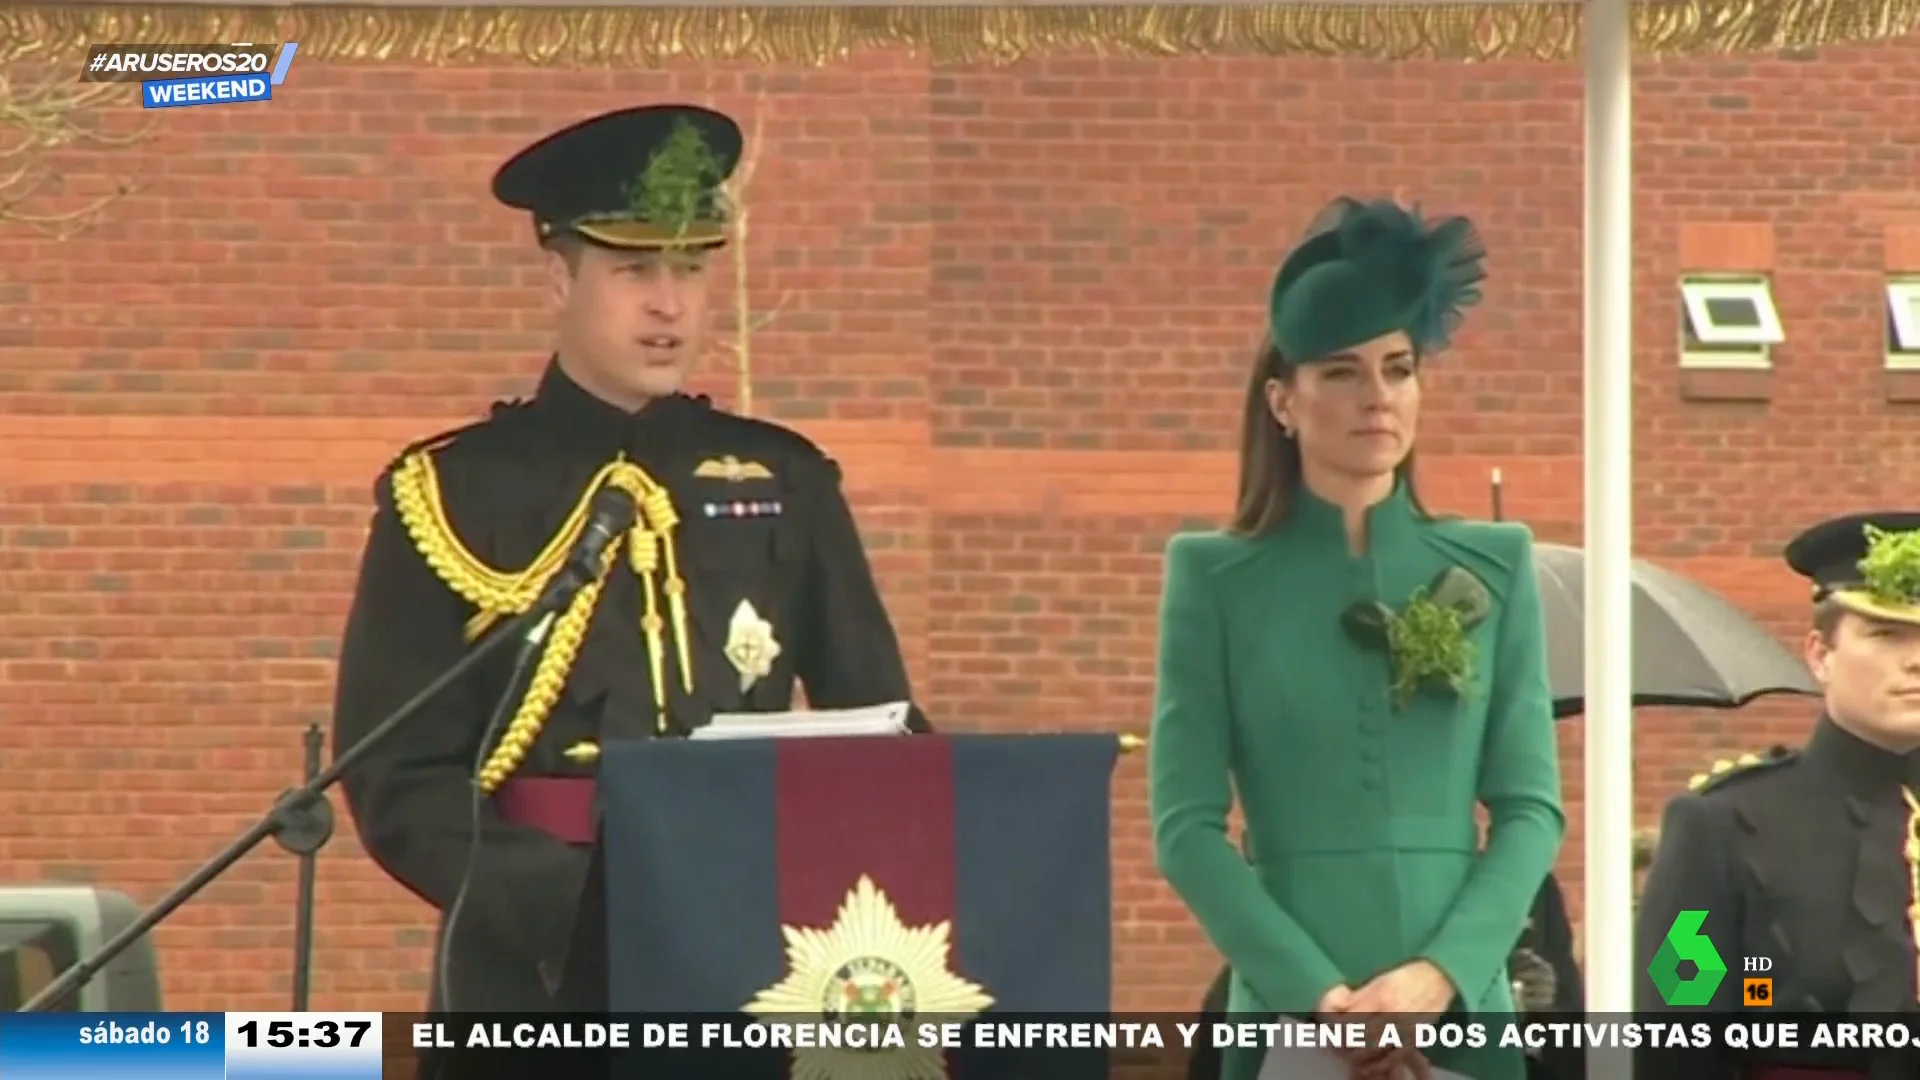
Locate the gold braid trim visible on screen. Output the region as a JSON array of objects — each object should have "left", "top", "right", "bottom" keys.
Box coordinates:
[
  {"left": 3, "top": 3, "right": 1916, "bottom": 67},
  {"left": 476, "top": 563, "right": 608, "bottom": 794},
  {"left": 628, "top": 526, "right": 670, "bottom": 738},
  {"left": 388, "top": 450, "right": 695, "bottom": 792},
  {"left": 1904, "top": 786, "right": 1920, "bottom": 1001},
  {"left": 641, "top": 485, "right": 696, "bottom": 696},
  {"left": 388, "top": 450, "right": 596, "bottom": 624}
]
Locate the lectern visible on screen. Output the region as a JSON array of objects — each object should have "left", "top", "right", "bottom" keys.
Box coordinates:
[{"left": 600, "top": 733, "right": 1124, "bottom": 1020}]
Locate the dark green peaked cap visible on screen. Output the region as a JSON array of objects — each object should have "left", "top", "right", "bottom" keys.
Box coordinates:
[
  {"left": 1268, "top": 196, "right": 1488, "bottom": 363},
  {"left": 492, "top": 103, "right": 743, "bottom": 250}
]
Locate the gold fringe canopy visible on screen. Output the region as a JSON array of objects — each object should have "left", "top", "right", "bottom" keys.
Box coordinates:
[
  {"left": 1, "top": 2, "right": 1916, "bottom": 67},
  {"left": 388, "top": 452, "right": 695, "bottom": 794}
]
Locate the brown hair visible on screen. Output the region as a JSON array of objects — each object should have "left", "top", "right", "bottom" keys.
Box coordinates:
[
  {"left": 1229, "top": 335, "right": 1430, "bottom": 537},
  {"left": 1812, "top": 595, "right": 1846, "bottom": 642},
  {"left": 542, "top": 231, "right": 587, "bottom": 273}
]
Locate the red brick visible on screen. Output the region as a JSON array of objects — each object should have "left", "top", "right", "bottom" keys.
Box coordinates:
[
  {"left": 1884, "top": 225, "right": 1920, "bottom": 273},
  {"left": 1679, "top": 222, "right": 1775, "bottom": 272},
  {"left": 6, "top": 42, "right": 1917, "bottom": 1013}
]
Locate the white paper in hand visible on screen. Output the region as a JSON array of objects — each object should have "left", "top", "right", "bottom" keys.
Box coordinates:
[
  {"left": 1255, "top": 1019, "right": 1472, "bottom": 1080},
  {"left": 688, "top": 702, "right": 912, "bottom": 741}
]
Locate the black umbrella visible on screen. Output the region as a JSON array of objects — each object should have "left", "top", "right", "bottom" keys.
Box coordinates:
[
  {"left": 1533, "top": 542, "right": 1819, "bottom": 719},
  {"left": 1488, "top": 470, "right": 1817, "bottom": 719}
]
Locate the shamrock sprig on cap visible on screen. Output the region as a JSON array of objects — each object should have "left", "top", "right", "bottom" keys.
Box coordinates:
[
  {"left": 1859, "top": 524, "right": 1920, "bottom": 608},
  {"left": 624, "top": 118, "right": 723, "bottom": 247},
  {"left": 1342, "top": 566, "right": 1491, "bottom": 711}
]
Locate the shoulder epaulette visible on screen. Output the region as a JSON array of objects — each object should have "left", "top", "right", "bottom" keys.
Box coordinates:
[
  {"left": 1688, "top": 745, "right": 1796, "bottom": 794},
  {"left": 385, "top": 399, "right": 530, "bottom": 471},
  {"left": 705, "top": 402, "right": 827, "bottom": 462}
]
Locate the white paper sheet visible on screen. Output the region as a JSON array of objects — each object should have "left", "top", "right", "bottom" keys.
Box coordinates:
[
  {"left": 688, "top": 702, "right": 912, "bottom": 741},
  {"left": 1255, "top": 1019, "right": 1473, "bottom": 1080}
]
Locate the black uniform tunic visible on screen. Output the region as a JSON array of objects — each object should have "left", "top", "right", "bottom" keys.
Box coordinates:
[
  {"left": 1634, "top": 717, "right": 1920, "bottom": 1080},
  {"left": 1513, "top": 873, "right": 1585, "bottom": 1080},
  {"left": 330, "top": 360, "right": 926, "bottom": 1012}
]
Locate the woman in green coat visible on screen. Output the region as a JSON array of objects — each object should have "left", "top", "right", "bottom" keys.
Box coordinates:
[{"left": 1149, "top": 197, "right": 1565, "bottom": 1080}]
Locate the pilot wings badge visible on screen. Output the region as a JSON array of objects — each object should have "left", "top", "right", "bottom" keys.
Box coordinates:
[
  {"left": 694, "top": 455, "right": 774, "bottom": 482},
  {"left": 743, "top": 875, "right": 994, "bottom": 1080}
]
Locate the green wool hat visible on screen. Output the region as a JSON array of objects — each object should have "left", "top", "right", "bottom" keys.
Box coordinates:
[{"left": 1267, "top": 196, "right": 1488, "bottom": 363}]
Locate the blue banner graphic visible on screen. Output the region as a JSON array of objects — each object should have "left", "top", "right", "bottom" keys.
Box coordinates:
[
  {"left": 0, "top": 1013, "right": 223, "bottom": 1080},
  {"left": 0, "top": 1012, "right": 382, "bottom": 1080},
  {"left": 142, "top": 73, "right": 272, "bottom": 109}
]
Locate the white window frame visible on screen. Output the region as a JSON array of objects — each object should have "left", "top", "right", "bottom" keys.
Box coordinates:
[
  {"left": 1886, "top": 278, "right": 1920, "bottom": 370},
  {"left": 1679, "top": 277, "right": 1785, "bottom": 347}
]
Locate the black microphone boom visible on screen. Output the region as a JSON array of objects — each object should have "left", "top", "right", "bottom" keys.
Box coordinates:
[
  {"left": 18, "top": 482, "right": 639, "bottom": 1014},
  {"left": 430, "top": 476, "right": 635, "bottom": 1017},
  {"left": 17, "top": 605, "right": 546, "bottom": 1012},
  {"left": 533, "top": 483, "right": 639, "bottom": 617}
]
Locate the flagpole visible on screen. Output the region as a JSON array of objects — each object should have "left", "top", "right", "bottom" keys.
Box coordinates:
[{"left": 1582, "top": 0, "right": 1636, "bottom": 1023}]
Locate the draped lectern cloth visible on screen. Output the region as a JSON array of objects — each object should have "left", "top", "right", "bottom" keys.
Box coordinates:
[{"left": 600, "top": 733, "right": 1119, "bottom": 1016}]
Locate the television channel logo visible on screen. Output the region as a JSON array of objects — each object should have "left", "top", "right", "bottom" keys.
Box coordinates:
[
  {"left": 1648, "top": 909, "right": 1728, "bottom": 1006},
  {"left": 79, "top": 43, "right": 300, "bottom": 109}
]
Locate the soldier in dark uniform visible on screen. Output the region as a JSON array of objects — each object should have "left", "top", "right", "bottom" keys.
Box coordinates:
[
  {"left": 329, "top": 104, "right": 928, "bottom": 1018},
  {"left": 1634, "top": 511, "right": 1920, "bottom": 1080},
  {"left": 1511, "top": 873, "right": 1583, "bottom": 1080}
]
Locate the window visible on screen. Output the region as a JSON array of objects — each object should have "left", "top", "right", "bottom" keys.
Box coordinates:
[
  {"left": 1678, "top": 276, "right": 1781, "bottom": 370},
  {"left": 1680, "top": 278, "right": 1784, "bottom": 347},
  {"left": 1886, "top": 279, "right": 1920, "bottom": 367}
]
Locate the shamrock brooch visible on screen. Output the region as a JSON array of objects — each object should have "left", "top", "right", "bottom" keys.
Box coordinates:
[{"left": 1341, "top": 566, "right": 1492, "bottom": 711}]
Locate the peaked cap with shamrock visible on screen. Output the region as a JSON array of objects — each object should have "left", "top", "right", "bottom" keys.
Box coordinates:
[
  {"left": 492, "top": 103, "right": 743, "bottom": 250},
  {"left": 1786, "top": 511, "right": 1920, "bottom": 626}
]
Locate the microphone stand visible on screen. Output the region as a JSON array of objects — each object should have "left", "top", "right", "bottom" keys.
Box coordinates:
[
  {"left": 19, "top": 479, "right": 632, "bottom": 1015},
  {"left": 289, "top": 723, "right": 330, "bottom": 1011},
  {"left": 17, "top": 604, "right": 555, "bottom": 1013}
]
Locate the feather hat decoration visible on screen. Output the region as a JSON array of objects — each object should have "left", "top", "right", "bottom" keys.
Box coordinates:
[{"left": 1268, "top": 196, "right": 1487, "bottom": 363}]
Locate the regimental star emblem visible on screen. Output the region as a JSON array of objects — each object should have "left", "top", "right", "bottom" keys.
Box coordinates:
[{"left": 743, "top": 875, "right": 994, "bottom": 1080}]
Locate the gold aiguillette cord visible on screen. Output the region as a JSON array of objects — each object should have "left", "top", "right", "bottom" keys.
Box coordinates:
[{"left": 624, "top": 465, "right": 695, "bottom": 734}]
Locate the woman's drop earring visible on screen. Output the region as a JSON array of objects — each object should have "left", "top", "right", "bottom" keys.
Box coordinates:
[{"left": 1280, "top": 422, "right": 1296, "bottom": 440}]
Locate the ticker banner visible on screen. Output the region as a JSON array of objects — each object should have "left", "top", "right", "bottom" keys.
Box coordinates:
[{"left": 4, "top": 1011, "right": 1920, "bottom": 1079}]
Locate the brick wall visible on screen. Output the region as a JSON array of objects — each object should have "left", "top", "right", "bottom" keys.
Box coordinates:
[{"left": 4, "top": 39, "right": 1918, "bottom": 1013}]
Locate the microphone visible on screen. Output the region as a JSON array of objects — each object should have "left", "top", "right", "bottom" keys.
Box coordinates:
[
  {"left": 533, "top": 483, "right": 639, "bottom": 618},
  {"left": 435, "top": 480, "right": 637, "bottom": 1022}
]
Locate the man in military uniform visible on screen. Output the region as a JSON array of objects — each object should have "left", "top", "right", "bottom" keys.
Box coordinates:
[
  {"left": 330, "top": 104, "right": 928, "bottom": 1016},
  {"left": 1511, "top": 873, "right": 1583, "bottom": 1080},
  {"left": 1634, "top": 512, "right": 1920, "bottom": 1080}
]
